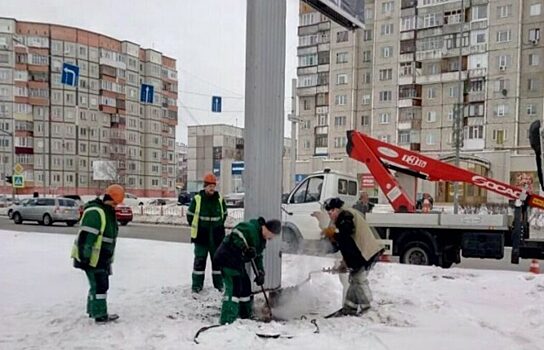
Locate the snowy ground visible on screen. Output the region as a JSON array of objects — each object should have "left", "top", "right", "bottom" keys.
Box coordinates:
[{"left": 1, "top": 230, "right": 544, "bottom": 350}]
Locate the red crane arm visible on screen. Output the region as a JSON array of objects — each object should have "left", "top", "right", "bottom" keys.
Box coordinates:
[{"left": 346, "top": 130, "right": 544, "bottom": 212}]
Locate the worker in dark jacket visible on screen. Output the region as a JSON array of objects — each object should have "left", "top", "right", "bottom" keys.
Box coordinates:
[
  {"left": 213, "top": 217, "right": 281, "bottom": 325},
  {"left": 319, "top": 197, "right": 384, "bottom": 317},
  {"left": 352, "top": 191, "right": 374, "bottom": 217},
  {"left": 71, "top": 184, "right": 124, "bottom": 324},
  {"left": 187, "top": 172, "right": 227, "bottom": 293}
]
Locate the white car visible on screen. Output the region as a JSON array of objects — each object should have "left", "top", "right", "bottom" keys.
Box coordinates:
[{"left": 122, "top": 192, "right": 145, "bottom": 207}]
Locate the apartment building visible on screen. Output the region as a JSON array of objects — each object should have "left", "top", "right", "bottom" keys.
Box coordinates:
[
  {"left": 187, "top": 124, "right": 294, "bottom": 194},
  {"left": 0, "top": 18, "right": 178, "bottom": 197},
  {"left": 175, "top": 142, "right": 188, "bottom": 190},
  {"left": 296, "top": 0, "right": 543, "bottom": 204}
]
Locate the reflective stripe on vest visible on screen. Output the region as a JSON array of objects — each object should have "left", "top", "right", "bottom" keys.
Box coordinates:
[
  {"left": 190, "top": 193, "right": 224, "bottom": 239},
  {"left": 70, "top": 207, "right": 107, "bottom": 267}
]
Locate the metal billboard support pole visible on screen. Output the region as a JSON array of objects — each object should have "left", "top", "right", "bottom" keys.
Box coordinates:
[{"left": 244, "top": 0, "right": 286, "bottom": 291}]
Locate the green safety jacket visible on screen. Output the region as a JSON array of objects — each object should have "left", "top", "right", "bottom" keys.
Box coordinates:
[
  {"left": 187, "top": 190, "right": 227, "bottom": 245},
  {"left": 214, "top": 219, "right": 265, "bottom": 272},
  {"left": 71, "top": 199, "right": 119, "bottom": 270}
]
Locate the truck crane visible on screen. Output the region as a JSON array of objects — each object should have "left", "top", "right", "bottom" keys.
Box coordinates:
[{"left": 346, "top": 130, "right": 544, "bottom": 268}]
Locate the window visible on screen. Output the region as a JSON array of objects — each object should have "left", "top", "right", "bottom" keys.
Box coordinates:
[
  {"left": 527, "top": 104, "right": 537, "bottom": 116},
  {"left": 299, "top": 54, "right": 317, "bottom": 67},
  {"left": 362, "top": 94, "right": 371, "bottom": 105},
  {"left": 427, "top": 87, "right": 436, "bottom": 99},
  {"left": 495, "top": 79, "right": 510, "bottom": 91},
  {"left": 302, "top": 98, "right": 312, "bottom": 111},
  {"left": 472, "top": 5, "right": 487, "bottom": 20},
  {"left": 448, "top": 110, "right": 454, "bottom": 121},
  {"left": 497, "top": 5, "right": 512, "bottom": 18},
  {"left": 379, "top": 135, "right": 391, "bottom": 143},
  {"left": 362, "top": 51, "right": 371, "bottom": 62},
  {"left": 337, "top": 31, "right": 348, "bottom": 43},
  {"left": 529, "top": 53, "right": 540, "bottom": 66},
  {"left": 528, "top": 79, "right": 539, "bottom": 91},
  {"left": 493, "top": 129, "right": 507, "bottom": 144},
  {"left": 399, "top": 131, "right": 410, "bottom": 144},
  {"left": 476, "top": 33, "right": 486, "bottom": 43},
  {"left": 498, "top": 54, "right": 511, "bottom": 68},
  {"left": 400, "top": 62, "right": 413, "bottom": 77},
  {"left": 530, "top": 4, "right": 541, "bottom": 16},
  {"left": 401, "top": 16, "right": 416, "bottom": 31},
  {"left": 334, "top": 137, "right": 347, "bottom": 148},
  {"left": 336, "top": 74, "right": 348, "bottom": 85},
  {"left": 336, "top": 52, "right": 348, "bottom": 64},
  {"left": 379, "top": 112, "right": 391, "bottom": 124},
  {"left": 379, "top": 91, "right": 392, "bottom": 101},
  {"left": 496, "top": 104, "right": 509, "bottom": 116},
  {"left": 426, "top": 133, "right": 436, "bottom": 145},
  {"left": 468, "top": 124, "right": 489, "bottom": 144},
  {"left": 529, "top": 28, "right": 541, "bottom": 42},
  {"left": 335, "top": 95, "right": 347, "bottom": 105},
  {"left": 381, "top": 23, "right": 394, "bottom": 36},
  {"left": 363, "top": 30, "right": 372, "bottom": 41},
  {"left": 334, "top": 116, "right": 346, "bottom": 126},
  {"left": 449, "top": 86, "right": 459, "bottom": 97},
  {"left": 363, "top": 72, "right": 371, "bottom": 84},
  {"left": 290, "top": 176, "right": 324, "bottom": 204},
  {"left": 382, "top": 1, "right": 393, "bottom": 13},
  {"left": 361, "top": 115, "right": 369, "bottom": 126},
  {"left": 496, "top": 30, "right": 512, "bottom": 43},
  {"left": 379, "top": 69, "right": 392, "bottom": 81},
  {"left": 423, "top": 13, "right": 439, "bottom": 28},
  {"left": 427, "top": 111, "right": 437, "bottom": 122},
  {"left": 381, "top": 46, "right": 393, "bottom": 58}
]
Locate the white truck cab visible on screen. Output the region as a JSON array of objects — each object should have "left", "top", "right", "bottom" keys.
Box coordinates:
[{"left": 281, "top": 169, "right": 359, "bottom": 253}]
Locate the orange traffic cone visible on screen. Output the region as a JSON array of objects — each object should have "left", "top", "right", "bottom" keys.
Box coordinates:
[{"left": 529, "top": 259, "right": 540, "bottom": 274}]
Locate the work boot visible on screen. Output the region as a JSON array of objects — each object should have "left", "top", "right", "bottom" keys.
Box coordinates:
[
  {"left": 324, "top": 307, "right": 357, "bottom": 318},
  {"left": 95, "top": 314, "right": 119, "bottom": 324}
]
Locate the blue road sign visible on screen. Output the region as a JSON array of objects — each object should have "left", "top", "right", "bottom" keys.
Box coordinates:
[
  {"left": 13, "top": 175, "right": 24, "bottom": 188},
  {"left": 212, "top": 96, "right": 222, "bottom": 113},
  {"left": 231, "top": 161, "right": 244, "bottom": 175},
  {"left": 61, "top": 63, "right": 79, "bottom": 87},
  {"left": 140, "top": 84, "right": 154, "bottom": 104}
]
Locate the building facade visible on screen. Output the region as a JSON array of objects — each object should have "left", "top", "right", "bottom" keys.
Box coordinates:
[
  {"left": 187, "top": 124, "right": 293, "bottom": 194},
  {"left": 175, "top": 141, "right": 188, "bottom": 190},
  {"left": 0, "top": 18, "right": 178, "bottom": 197},
  {"left": 296, "top": 0, "right": 544, "bottom": 204}
]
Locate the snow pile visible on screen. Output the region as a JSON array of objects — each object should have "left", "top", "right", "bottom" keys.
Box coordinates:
[{"left": 2, "top": 230, "right": 544, "bottom": 349}]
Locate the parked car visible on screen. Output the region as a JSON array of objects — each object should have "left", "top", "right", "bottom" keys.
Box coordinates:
[
  {"left": 115, "top": 204, "right": 133, "bottom": 226},
  {"left": 177, "top": 191, "right": 196, "bottom": 205},
  {"left": 0, "top": 196, "right": 17, "bottom": 208},
  {"left": 11, "top": 198, "right": 80, "bottom": 226},
  {"left": 59, "top": 195, "right": 84, "bottom": 218},
  {"left": 123, "top": 193, "right": 144, "bottom": 207},
  {"left": 7, "top": 198, "right": 30, "bottom": 219},
  {"left": 147, "top": 198, "right": 174, "bottom": 206},
  {"left": 224, "top": 192, "right": 244, "bottom": 208}
]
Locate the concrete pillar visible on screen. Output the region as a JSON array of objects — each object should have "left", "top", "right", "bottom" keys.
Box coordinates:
[{"left": 244, "top": 0, "right": 286, "bottom": 290}]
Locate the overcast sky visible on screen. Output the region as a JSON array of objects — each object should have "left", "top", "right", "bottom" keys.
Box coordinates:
[{"left": 0, "top": 0, "right": 300, "bottom": 143}]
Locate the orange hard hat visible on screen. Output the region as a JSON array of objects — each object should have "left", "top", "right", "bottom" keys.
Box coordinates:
[
  {"left": 203, "top": 172, "right": 217, "bottom": 185},
  {"left": 105, "top": 184, "right": 125, "bottom": 205}
]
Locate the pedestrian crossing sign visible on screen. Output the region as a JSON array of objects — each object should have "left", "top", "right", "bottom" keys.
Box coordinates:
[{"left": 13, "top": 175, "right": 24, "bottom": 188}]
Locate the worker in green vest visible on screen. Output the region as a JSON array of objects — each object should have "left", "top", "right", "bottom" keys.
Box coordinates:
[
  {"left": 187, "top": 172, "right": 228, "bottom": 293},
  {"left": 71, "top": 184, "right": 124, "bottom": 324}
]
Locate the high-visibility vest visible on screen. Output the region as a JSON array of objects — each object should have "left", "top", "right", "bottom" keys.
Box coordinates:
[
  {"left": 71, "top": 207, "right": 107, "bottom": 267},
  {"left": 190, "top": 193, "right": 224, "bottom": 239}
]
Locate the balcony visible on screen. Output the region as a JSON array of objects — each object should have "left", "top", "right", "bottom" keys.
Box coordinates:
[
  {"left": 469, "top": 43, "right": 487, "bottom": 54},
  {"left": 317, "top": 43, "right": 330, "bottom": 52},
  {"left": 400, "top": 31, "right": 415, "bottom": 41},
  {"left": 316, "top": 106, "right": 328, "bottom": 114},
  {"left": 401, "top": 0, "right": 417, "bottom": 9},
  {"left": 416, "top": 50, "right": 442, "bottom": 61},
  {"left": 297, "top": 86, "right": 317, "bottom": 97},
  {"left": 416, "top": 74, "right": 441, "bottom": 84},
  {"left": 462, "top": 138, "right": 484, "bottom": 150},
  {"left": 297, "top": 66, "right": 317, "bottom": 75},
  {"left": 317, "top": 64, "right": 329, "bottom": 72},
  {"left": 100, "top": 64, "right": 117, "bottom": 78},
  {"left": 398, "top": 99, "right": 422, "bottom": 108},
  {"left": 467, "top": 91, "right": 485, "bottom": 103},
  {"left": 471, "top": 20, "right": 488, "bottom": 31},
  {"left": 298, "top": 46, "right": 317, "bottom": 56},
  {"left": 399, "top": 75, "right": 415, "bottom": 85},
  {"left": 442, "top": 71, "right": 468, "bottom": 82},
  {"left": 468, "top": 67, "right": 487, "bottom": 78},
  {"left": 399, "top": 53, "right": 415, "bottom": 62},
  {"left": 111, "top": 115, "right": 126, "bottom": 127},
  {"left": 398, "top": 119, "right": 422, "bottom": 130},
  {"left": 316, "top": 85, "right": 328, "bottom": 93}
]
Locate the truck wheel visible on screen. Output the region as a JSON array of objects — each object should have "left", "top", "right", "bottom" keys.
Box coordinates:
[
  {"left": 282, "top": 228, "right": 301, "bottom": 254},
  {"left": 400, "top": 241, "right": 434, "bottom": 266}
]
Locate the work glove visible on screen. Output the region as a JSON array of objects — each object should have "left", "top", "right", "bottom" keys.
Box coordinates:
[
  {"left": 243, "top": 246, "right": 257, "bottom": 261},
  {"left": 254, "top": 270, "right": 265, "bottom": 286},
  {"left": 322, "top": 226, "right": 337, "bottom": 240}
]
